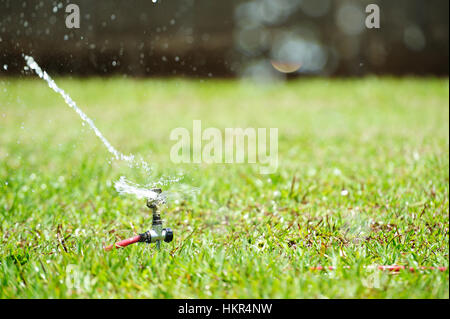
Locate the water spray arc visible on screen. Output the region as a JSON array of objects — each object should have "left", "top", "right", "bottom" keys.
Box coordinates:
[
  {"left": 104, "top": 188, "right": 173, "bottom": 251},
  {"left": 24, "top": 55, "right": 175, "bottom": 251},
  {"left": 24, "top": 55, "right": 160, "bottom": 201}
]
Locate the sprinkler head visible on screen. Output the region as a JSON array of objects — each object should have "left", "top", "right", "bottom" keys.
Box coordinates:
[
  {"left": 147, "top": 188, "right": 162, "bottom": 209},
  {"left": 104, "top": 190, "right": 173, "bottom": 251}
]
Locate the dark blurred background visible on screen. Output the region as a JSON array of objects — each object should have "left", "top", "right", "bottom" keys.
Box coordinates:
[{"left": 0, "top": 0, "right": 448, "bottom": 77}]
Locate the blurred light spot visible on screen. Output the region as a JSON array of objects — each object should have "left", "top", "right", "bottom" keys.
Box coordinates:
[
  {"left": 403, "top": 25, "right": 426, "bottom": 51},
  {"left": 235, "top": 27, "right": 270, "bottom": 55},
  {"left": 235, "top": 0, "right": 302, "bottom": 27},
  {"left": 271, "top": 61, "right": 302, "bottom": 73},
  {"left": 336, "top": 4, "right": 365, "bottom": 35},
  {"left": 271, "top": 35, "right": 328, "bottom": 73},
  {"left": 260, "top": 0, "right": 285, "bottom": 24}
]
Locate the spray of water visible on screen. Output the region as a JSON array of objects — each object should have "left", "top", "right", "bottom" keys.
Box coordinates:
[
  {"left": 114, "top": 176, "right": 161, "bottom": 201},
  {"left": 24, "top": 55, "right": 163, "bottom": 201}
]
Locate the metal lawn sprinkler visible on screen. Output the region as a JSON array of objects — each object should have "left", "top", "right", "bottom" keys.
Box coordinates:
[{"left": 104, "top": 188, "right": 173, "bottom": 251}]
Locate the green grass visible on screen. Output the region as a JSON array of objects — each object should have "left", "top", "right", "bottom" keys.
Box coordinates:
[{"left": 0, "top": 77, "right": 448, "bottom": 298}]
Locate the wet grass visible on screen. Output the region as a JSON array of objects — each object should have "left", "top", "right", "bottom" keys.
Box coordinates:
[{"left": 0, "top": 77, "right": 448, "bottom": 298}]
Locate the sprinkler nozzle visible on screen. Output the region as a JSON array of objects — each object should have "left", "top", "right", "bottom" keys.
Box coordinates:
[{"left": 147, "top": 188, "right": 162, "bottom": 209}]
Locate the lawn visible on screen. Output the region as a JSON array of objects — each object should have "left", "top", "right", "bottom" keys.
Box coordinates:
[{"left": 0, "top": 77, "right": 448, "bottom": 298}]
